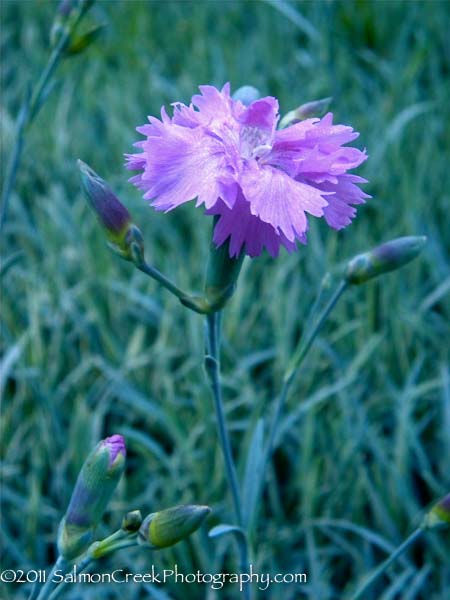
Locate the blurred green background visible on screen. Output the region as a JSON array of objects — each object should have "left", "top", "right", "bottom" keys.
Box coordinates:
[{"left": 1, "top": 0, "right": 449, "bottom": 598}]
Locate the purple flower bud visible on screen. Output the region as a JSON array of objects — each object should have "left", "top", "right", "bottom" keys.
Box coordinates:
[
  {"left": 50, "top": 1, "right": 76, "bottom": 47},
  {"left": 58, "top": 0, "right": 76, "bottom": 17},
  {"left": 78, "top": 160, "right": 144, "bottom": 262},
  {"left": 50, "top": 0, "right": 95, "bottom": 50},
  {"left": 138, "top": 505, "right": 211, "bottom": 549},
  {"left": 57, "top": 435, "right": 126, "bottom": 560},
  {"left": 345, "top": 236, "right": 427, "bottom": 285},
  {"left": 102, "top": 434, "right": 126, "bottom": 465},
  {"left": 79, "top": 160, "right": 130, "bottom": 236}
]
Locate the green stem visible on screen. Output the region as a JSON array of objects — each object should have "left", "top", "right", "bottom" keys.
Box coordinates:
[
  {"left": 0, "top": 1, "right": 92, "bottom": 231},
  {"left": 136, "top": 260, "right": 210, "bottom": 314},
  {"left": 46, "top": 554, "right": 92, "bottom": 600},
  {"left": 205, "top": 312, "right": 243, "bottom": 523},
  {"left": 284, "top": 279, "right": 349, "bottom": 384},
  {"left": 249, "top": 279, "right": 349, "bottom": 532},
  {"left": 33, "top": 556, "right": 67, "bottom": 600},
  {"left": 272, "top": 279, "right": 348, "bottom": 446},
  {"left": 205, "top": 312, "right": 251, "bottom": 599},
  {"left": 350, "top": 527, "right": 424, "bottom": 600},
  {"left": 48, "top": 536, "right": 138, "bottom": 600}
]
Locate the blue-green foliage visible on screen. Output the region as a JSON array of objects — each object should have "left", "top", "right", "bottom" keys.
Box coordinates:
[{"left": 1, "top": 1, "right": 449, "bottom": 598}]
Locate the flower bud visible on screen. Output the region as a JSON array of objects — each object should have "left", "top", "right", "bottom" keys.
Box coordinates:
[
  {"left": 57, "top": 434, "right": 126, "bottom": 560},
  {"left": 121, "top": 510, "right": 143, "bottom": 533},
  {"left": 138, "top": 505, "right": 211, "bottom": 549},
  {"left": 50, "top": 0, "right": 95, "bottom": 49},
  {"left": 279, "top": 97, "right": 332, "bottom": 129},
  {"left": 423, "top": 493, "right": 450, "bottom": 528},
  {"left": 50, "top": 0, "right": 77, "bottom": 47},
  {"left": 66, "top": 23, "right": 105, "bottom": 55},
  {"left": 58, "top": 0, "right": 77, "bottom": 17},
  {"left": 232, "top": 86, "right": 261, "bottom": 107},
  {"left": 78, "top": 160, "right": 144, "bottom": 261},
  {"left": 345, "top": 236, "right": 427, "bottom": 285},
  {"left": 204, "top": 223, "right": 245, "bottom": 311}
]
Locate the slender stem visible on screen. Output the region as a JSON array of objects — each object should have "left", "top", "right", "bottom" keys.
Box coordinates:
[
  {"left": 249, "top": 279, "right": 349, "bottom": 532},
  {"left": 48, "top": 536, "right": 138, "bottom": 600},
  {"left": 271, "top": 279, "right": 348, "bottom": 452},
  {"left": 205, "top": 312, "right": 251, "bottom": 598},
  {"left": 284, "top": 279, "right": 349, "bottom": 384},
  {"left": 0, "top": 1, "right": 92, "bottom": 231},
  {"left": 350, "top": 527, "right": 424, "bottom": 600},
  {"left": 137, "top": 260, "right": 187, "bottom": 301},
  {"left": 137, "top": 260, "right": 208, "bottom": 313},
  {"left": 33, "top": 556, "right": 67, "bottom": 600},
  {"left": 46, "top": 555, "right": 92, "bottom": 600},
  {"left": 205, "top": 312, "right": 243, "bottom": 524}
]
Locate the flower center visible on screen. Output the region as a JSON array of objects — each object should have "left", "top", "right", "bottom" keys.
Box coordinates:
[{"left": 240, "top": 126, "right": 273, "bottom": 160}]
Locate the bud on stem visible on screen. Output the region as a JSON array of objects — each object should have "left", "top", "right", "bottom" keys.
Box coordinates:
[
  {"left": 345, "top": 236, "right": 427, "bottom": 285},
  {"left": 50, "top": 0, "right": 96, "bottom": 50},
  {"left": 78, "top": 160, "right": 145, "bottom": 261},
  {"left": 138, "top": 505, "right": 211, "bottom": 549},
  {"left": 66, "top": 23, "right": 105, "bottom": 55},
  {"left": 279, "top": 97, "right": 332, "bottom": 129},
  {"left": 121, "top": 510, "right": 143, "bottom": 533},
  {"left": 58, "top": 435, "right": 126, "bottom": 560},
  {"left": 423, "top": 493, "right": 450, "bottom": 528}
]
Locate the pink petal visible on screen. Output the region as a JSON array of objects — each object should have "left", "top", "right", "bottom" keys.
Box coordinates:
[
  {"left": 208, "top": 194, "right": 298, "bottom": 258},
  {"left": 240, "top": 161, "right": 329, "bottom": 241},
  {"left": 126, "top": 122, "right": 229, "bottom": 211}
]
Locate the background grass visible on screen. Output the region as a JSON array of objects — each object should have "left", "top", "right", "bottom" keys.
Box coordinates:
[{"left": 1, "top": 0, "right": 450, "bottom": 598}]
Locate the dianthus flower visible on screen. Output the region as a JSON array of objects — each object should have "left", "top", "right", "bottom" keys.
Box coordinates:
[{"left": 126, "top": 83, "right": 369, "bottom": 258}]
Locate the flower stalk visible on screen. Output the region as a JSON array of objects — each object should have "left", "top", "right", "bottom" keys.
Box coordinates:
[
  {"left": 247, "top": 278, "right": 349, "bottom": 532},
  {"left": 205, "top": 313, "right": 243, "bottom": 524},
  {"left": 204, "top": 312, "right": 251, "bottom": 598},
  {"left": 0, "top": 0, "right": 95, "bottom": 231}
]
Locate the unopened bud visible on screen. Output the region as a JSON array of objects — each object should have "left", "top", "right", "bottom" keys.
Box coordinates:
[
  {"left": 345, "top": 236, "right": 427, "bottom": 285},
  {"left": 59, "top": 0, "right": 77, "bottom": 17},
  {"left": 279, "top": 97, "right": 332, "bottom": 129},
  {"left": 58, "top": 434, "right": 126, "bottom": 560},
  {"left": 423, "top": 493, "right": 450, "bottom": 528},
  {"left": 78, "top": 160, "right": 144, "bottom": 261},
  {"left": 50, "top": 0, "right": 95, "bottom": 50},
  {"left": 138, "top": 505, "right": 211, "bottom": 549},
  {"left": 66, "top": 23, "right": 105, "bottom": 55},
  {"left": 50, "top": 0, "right": 77, "bottom": 47},
  {"left": 122, "top": 510, "right": 143, "bottom": 533},
  {"left": 232, "top": 86, "right": 261, "bottom": 107}
]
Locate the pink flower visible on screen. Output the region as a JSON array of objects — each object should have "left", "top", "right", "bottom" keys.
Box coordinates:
[{"left": 126, "top": 83, "right": 369, "bottom": 258}]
